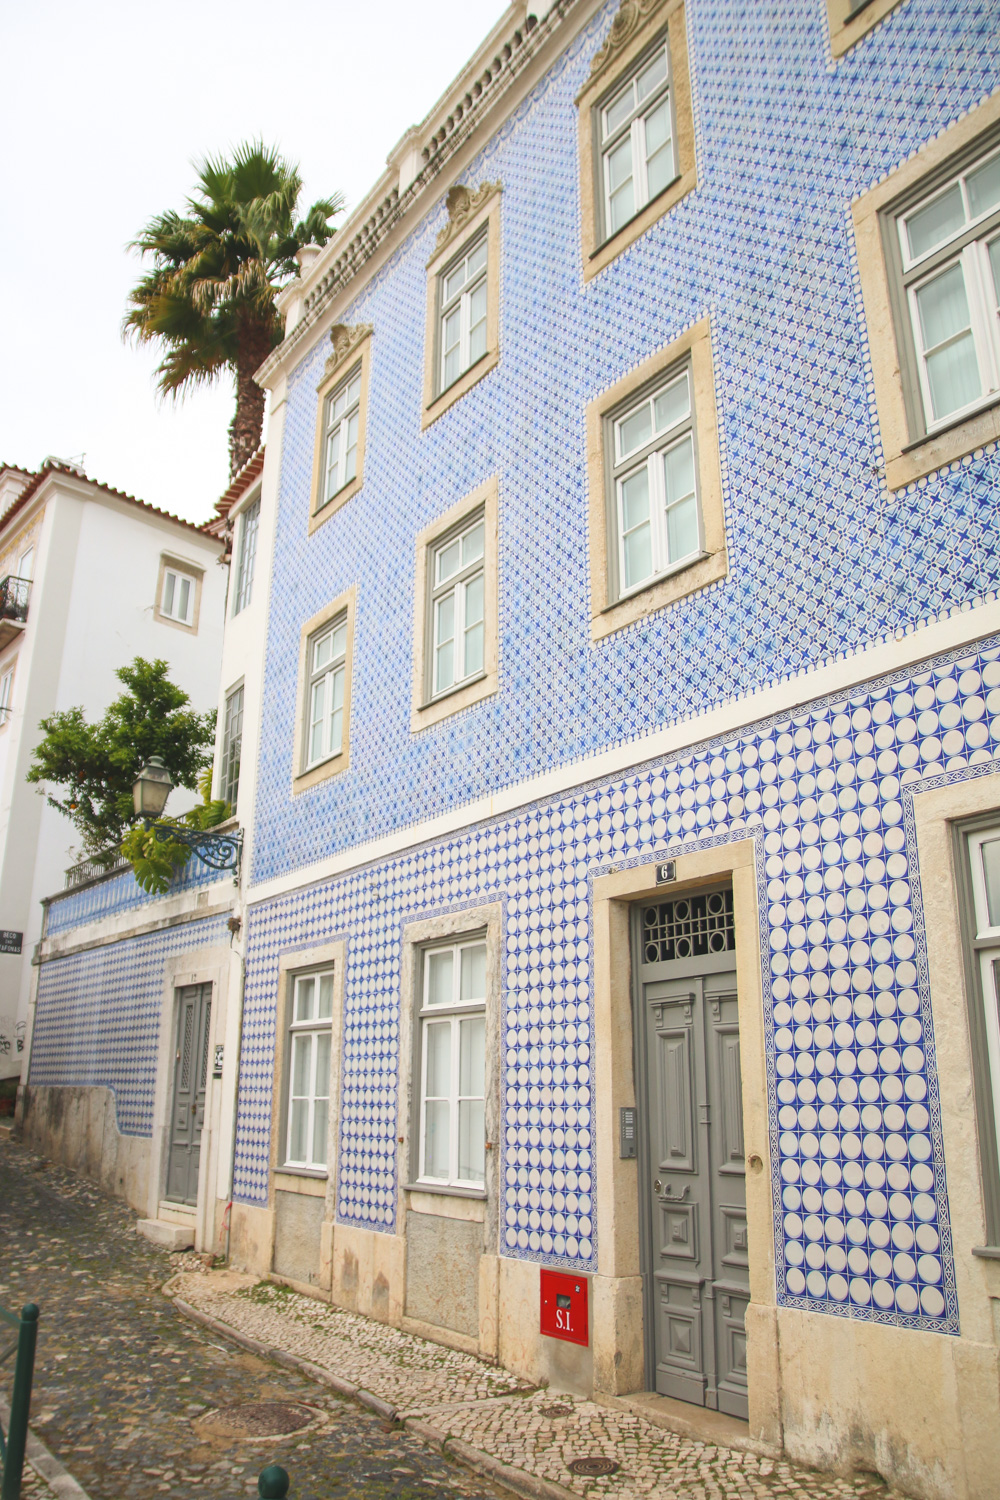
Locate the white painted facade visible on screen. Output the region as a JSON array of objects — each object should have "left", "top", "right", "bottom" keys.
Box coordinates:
[{"left": 0, "top": 462, "right": 226, "bottom": 1078}]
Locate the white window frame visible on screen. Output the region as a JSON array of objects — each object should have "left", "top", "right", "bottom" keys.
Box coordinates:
[
  {"left": 17, "top": 546, "right": 33, "bottom": 581},
  {"left": 967, "top": 829, "right": 1000, "bottom": 1177},
  {"left": 303, "top": 614, "right": 347, "bottom": 771},
  {"left": 896, "top": 145, "right": 1000, "bottom": 434},
  {"left": 232, "top": 498, "right": 260, "bottom": 616},
  {"left": 416, "top": 937, "right": 487, "bottom": 1190},
  {"left": 160, "top": 566, "right": 196, "bottom": 626},
  {"left": 284, "top": 968, "right": 335, "bottom": 1172},
  {"left": 321, "top": 365, "right": 362, "bottom": 507},
  {"left": 428, "top": 513, "right": 486, "bottom": 700},
  {"left": 610, "top": 363, "right": 704, "bottom": 600},
  {"left": 220, "top": 683, "right": 243, "bottom": 812},
  {"left": 438, "top": 235, "right": 489, "bottom": 395},
  {"left": 599, "top": 41, "right": 674, "bottom": 241},
  {"left": 0, "top": 666, "right": 12, "bottom": 722}
]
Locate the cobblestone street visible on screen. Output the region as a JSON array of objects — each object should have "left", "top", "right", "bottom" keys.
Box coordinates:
[
  {"left": 0, "top": 1133, "right": 899, "bottom": 1500},
  {"left": 0, "top": 1135, "right": 504, "bottom": 1500}
]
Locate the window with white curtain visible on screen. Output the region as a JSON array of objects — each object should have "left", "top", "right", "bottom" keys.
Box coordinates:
[
  {"left": 428, "top": 513, "right": 485, "bottom": 698},
  {"left": 232, "top": 498, "right": 260, "bottom": 615},
  {"left": 160, "top": 566, "right": 196, "bottom": 625},
  {"left": 599, "top": 42, "right": 675, "bottom": 240},
  {"left": 304, "top": 614, "right": 347, "bottom": 770},
  {"left": 285, "top": 968, "right": 335, "bottom": 1170},
  {"left": 417, "top": 938, "right": 487, "bottom": 1188},
  {"left": 439, "top": 236, "right": 488, "bottom": 394},
  {"left": 896, "top": 145, "right": 1000, "bottom": 431},
  {"left": 321, "top": 366, "right": 362, "bottom": 505}
]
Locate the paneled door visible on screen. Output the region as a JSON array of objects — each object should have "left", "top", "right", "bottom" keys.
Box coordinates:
[
  {"left": 166, "top": 983, "right": 212, "bottom": 1205},
  {"left": 636, "top": 890, "right": 749, "bottom": 1420}
]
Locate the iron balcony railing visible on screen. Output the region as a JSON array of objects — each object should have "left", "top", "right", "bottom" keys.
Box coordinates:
[
  {"left": 64, "top": 851, "right": 130, "bottom": 889},
  {"left": 0, "top": 577, "right": 30, "bottom": 627}
]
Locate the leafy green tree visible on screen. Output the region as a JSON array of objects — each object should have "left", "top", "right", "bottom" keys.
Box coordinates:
[
  {"left": 121, "top": 765, "right": 230, "bottom": 894},
  {"left": 124, "top": 141, "right": 343, "bottom": 476},
  {"left": 26, "top": 658, "right": 217, "bottom": 860}
]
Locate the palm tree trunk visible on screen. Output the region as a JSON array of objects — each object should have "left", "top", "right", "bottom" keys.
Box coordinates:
[{"left": 230, "top": 317, "right": 275, "bottom": 477}]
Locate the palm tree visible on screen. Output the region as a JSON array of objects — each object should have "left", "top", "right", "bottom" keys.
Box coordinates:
[{"left": 124, "top": 142, "right": 343, "bottom": 477}]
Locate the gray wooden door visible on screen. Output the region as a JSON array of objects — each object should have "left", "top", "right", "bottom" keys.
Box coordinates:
[
  {"left": 166, "top": 983, "right": 212, "bottom": 1205},
  {"left": 636, "top": 891, "right": 749, "bottom": 1420}
]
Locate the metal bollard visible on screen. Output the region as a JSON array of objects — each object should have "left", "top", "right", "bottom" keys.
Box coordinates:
[
  {"left": 257, "top": 1464, "right": 289, "bottom": 1499},
  {"left": 1, "top": 1302, "right": 39, "bottom": 1500}
]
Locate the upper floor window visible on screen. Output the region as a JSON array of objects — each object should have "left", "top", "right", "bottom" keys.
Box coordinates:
[
  {"left": 429, "top": 514, "right": 485, "bottom": 699},
  {"left": 600, "top": 43, "right": 674, "bottom": 239},
  {"left": 161, "top": 566, "right": 196, "bottom": 625},
  {"left": 611, "top": 363, "right": 700, "bottom": 597},
  {"left": 440, "top": 236, "right": 488, "bottom": 394},
  {"left": 305, "top": 614, "right": 347, "bottom": 771},
  {"left": 232, "top": 498, "right": 260, "bottom": 616},
  {"left": 417, "top": 937, "right": 487, "bottom": 1188},
  {"left": 220, "top": 683, "right": 243, "bottom": 813},
  {"left": 285, "top": 968, "right": 335, "bottom": 1171},
  {"left": 0, "top": 665, "right": 12, "bottom": 724},
  {"left": 321, "top": 367, "right": 362, "bottom": 507},
  {"left": 897, "top": 147, "right": 1000, "bottom": 431},
  {"left": 17, "top": 546, "right": 33, "bottom": 581}
]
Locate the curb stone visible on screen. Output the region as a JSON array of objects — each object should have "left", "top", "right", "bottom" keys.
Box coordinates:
[
  {"left": 0, "top": 1396, "right": 93, "bottom": 1500},
  {"left": 171, "top": 1295, "right": 581, "bottom": 1500}
]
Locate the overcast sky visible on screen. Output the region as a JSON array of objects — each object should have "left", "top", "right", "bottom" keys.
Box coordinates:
[{"left": 1, "top": 0, "right": 509, "bottom": 524}]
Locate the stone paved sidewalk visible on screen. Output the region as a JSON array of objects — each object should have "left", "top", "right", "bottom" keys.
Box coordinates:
[{"left": 172, "top": 1275, "right": 897, "bottom": 1500}]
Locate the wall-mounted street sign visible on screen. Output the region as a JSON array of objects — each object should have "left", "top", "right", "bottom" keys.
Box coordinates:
[
  {"left": 213, "top": 1044, "right": 224, "bottom": 1078},
  {"left": 0, "top": 930, "right": 23, "bottom": 955},
  {"left": 655, "top": 862, "right": 676, "bottom": 885}
]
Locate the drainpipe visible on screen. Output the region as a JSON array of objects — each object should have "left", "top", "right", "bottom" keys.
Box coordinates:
[{"left": 222, "top": 920, "right": 247, "bottom": 1267}]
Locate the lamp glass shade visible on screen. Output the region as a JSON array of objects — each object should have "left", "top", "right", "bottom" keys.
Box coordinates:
[{"left": 132, "top": 756, "right": 173, "bottom": 819}]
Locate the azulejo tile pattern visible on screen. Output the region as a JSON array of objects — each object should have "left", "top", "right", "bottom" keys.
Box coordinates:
[
  {"left": 45, "top": 856, "right": 222, "bottom": 937},
  {"left": 252, "top": 0, "right": 1000, "bottom": 885},
  {"left": 30, "top": 915, "right": 229, "bottom": 1135},
  {"left": 235, "top": 637, "right": 1000, "bottom": 1336}
]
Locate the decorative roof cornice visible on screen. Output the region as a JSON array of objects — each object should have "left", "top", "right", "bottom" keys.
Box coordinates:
[
  {"left": 0, "top": 461, "right": 216, "bottom": 539},
  {"left": 581, "top": 0, "right": 667, "bottom": 95},
  {"left": 320, "top": 323, "right": 374, "bottom": 389},
  {"left": 429, "top": 182, "right": 503, "bottom": 264},
  {"left": 212, "top": 446, "right": 266, "bottom": 523},
  {"left": 255, "top": 0, "right": 582, "bottom": 387}
]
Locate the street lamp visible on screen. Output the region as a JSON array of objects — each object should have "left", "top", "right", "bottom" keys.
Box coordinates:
[{"left": 131, "top": 756, "right": 242, "bottom": 874}]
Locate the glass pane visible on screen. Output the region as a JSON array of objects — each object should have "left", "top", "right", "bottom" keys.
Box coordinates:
[
  {"left": 663, "top": 434, "right": 696, "bottom": 504},
  {"left": 666, "top": 494, "right": 699, "bottom": 562},
  {"left": 607, "top": 138, "right": 635, "bottom": 233},
  {"left": 437, "top": 539, "right": 461, "bottom": 584},
  {"left": 423, "top": 1099, "right": 450, "bottom": 1179},
  {"left": 621, "top": 468, "right": 653, "bottom": 590},
  {"left": 330, "top": 664, "right": 345, "bottom": 711},
  {"left": 312, "top": 1099, "right": 329, "bottom": 1167},
  {"left": 310, "top": 679, "right": 327, "bottom": 763},
  {"left": 469, "top": 282, "right": 488, "bottom": 363},
  {"left": 643, "top": 100, "right": 674, "bottom": 199},
  {"left": 442, "top": 307, "right": 462, "bottom": 387},
  {"left": 435, "top": 594, "right": 455, "bottom": 691},
  {"left": 289, "top": 1099, "right": 308, "bottom": 1162},
  {"left": 314, "top": 632, "right": 333, "bottom": 671},
  {"left": 464, "top": 621, "right": 484, "bottom": 678},
  {"left": 325, "top": 427, "right": 341, "bottom": 497},
  {"left": 318, "top": 972, "right": 334, "bottom": 1019},
  {"left": 653, "top": 372, "right": 690, "bottom": 433},
  {"left": 967, "top": 153, "right": 1000, "bottom": 219},
  {"left": 464, "top": 571, "right": 484, "bottom": 627},
  {"left": 618, "top": 400, "right": 652, "bottom": 457},
  {"left": 917, "top": 262, "right": 971, "bottom": 348},
  {"left": 344, "top": 412, "right": 359, "bottom": 483},
  {"left": 916, "top": 264, "right": 981, "bottom": 420},
  {"left": 460, "top": 944, "right": 487, "bottom": 1002},
  {"left": 163, "top": 572, "right": 175, "bottom": 616},
  {"left": 295, "top": 977, "right": 315, "bottom": 1023},
  {"left": 425, "top": 1021, "right": 452, "bottom": 1097},
  {"left": 989, "top": 236, "right": 1000, "bottom": 303},
  {"left": 444, "top": 261, "right": 467, "bottom": 302},
  {"left": 637, "top": 48, "right": 668, "bottom": 100},
  {"left": 346, "top": 371, "right": 362, "bottom": 408},
  {"left": 925, "top": 333, "right": 981, "bottom": 420},
  {"left": 179, "top": 578, "right": 191, "bottom": 620},
  {"left": 462, "top": 523, "right": 485, "bottom": 567},
  {"left": 620, "top": 466, "right": 651, "bottom": 532},
  {"left": 435, "top": 639, "right": 454, "bottom": 693},
  {"left": 604, "top": 82, "right": 635, "bottom": 137},
  {"left": 315, "top": 1031, "right": 331, "bottom": 1099},
  {"left": 467, "top": 240, "right": 488, "bottom": 278},
  {"left": 906, "top": 182, "right": 966, "bottom": 261},
  {"left": 426, "top": 949, "right": 454, "bottom": 1007},
  {"left": 330, "top": 622, "right": 348, "bottom": 661},
  {"left": 435, "top": 589, "right": 455, "bottom": 646},
  {"left": 459, "top": 1015, "right": 485, "bottom": 1096},
  {"left": 623, "top": 529, "right": 653, "bottom": 589},
  {"left": 291, "top": 1032, "right": 311, "bottom": 1094},
  {"left": 458, "top": 1099, "right": 485, "bottom": 1183},
  {"left": 982, "top": 839, "right": 1000, "bottom": 927}
]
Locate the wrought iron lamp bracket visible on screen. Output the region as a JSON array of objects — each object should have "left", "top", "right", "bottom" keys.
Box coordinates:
[{"left": 142, "top": 819, "right": 243, "bottom": 874}]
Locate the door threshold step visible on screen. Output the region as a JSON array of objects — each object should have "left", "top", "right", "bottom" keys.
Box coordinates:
[
  {"left": 596, "top": 1391, "right": 762, "bottom": 1455},
  {"left": 158, "top": 1199, "right": 197, "bottom": 1226},
  {"left": 137, "top": 1217, "right": 195, "bottom": 1251}
]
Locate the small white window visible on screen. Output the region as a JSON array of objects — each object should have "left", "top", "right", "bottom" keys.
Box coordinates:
[
  {"left": 429, "top": 515, "right": 485, "bottom": 698},
  {"left": 285, "top": 969, "right": 335, "bottom": 1170},
  {"left": 600, "top": 43, "right": 674, "bottom": 239},
  {"left": 418, "top": 939, "right": 487, "bottom": 1188},
  {"left": 322, "top": 367, "right": 362, "bottom": 506},
  {"left": 220, "top": 684, "right": 243, "bottom": 812},
  {"left": 611, "top": 365, "right": 701, "bottom": 597},
  {"left": 0, "top": 666, "right": 12, "bottom": 722},
  {"left": 232, "top": 498, "right": 260, "bottom": 616},
  {"left": 440, "top": 237, "right": 488, "bottom": 393},
  {"left": 305, "top": 615, "right": 347, "bottom": 770},
  {"left": 17, "top": 546, "right": 33, "bottom": 581},
  {"left": 968, "top": 830, "right": 1000, "bottom": 1177},
  {"left": 161, "top": 566, "right": 196, "bottom": 625},
  {"left": 898, "top": 146, "right": 1000, "bottom": 430}
]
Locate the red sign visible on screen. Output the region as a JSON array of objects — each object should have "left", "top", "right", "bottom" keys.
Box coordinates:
[{"left": 539, "top": 1268, "right": 589, "bottom": 1347}]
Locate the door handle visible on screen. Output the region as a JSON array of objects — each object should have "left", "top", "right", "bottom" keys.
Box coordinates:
[
  {"left": 191, "top": 1104, "right": 197, "bottom": 1114},
  {"left": 653, "top": 1180, "right": 662, "bottom": 1193}
]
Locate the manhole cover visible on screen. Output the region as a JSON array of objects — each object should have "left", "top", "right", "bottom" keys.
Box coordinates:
[
  {"left": 198, "top": 1401, "right": 315, "bottom": 1438},
  {"left": 567, "top": 1457, "right": 620, "bottom": 1477},
  {"left": 541, "top": 1403, "right": 574, "bottom": 1418}
]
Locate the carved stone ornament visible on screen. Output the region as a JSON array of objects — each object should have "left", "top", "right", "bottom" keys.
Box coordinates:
[
  {"left": 320, "top": 322, "right": 373, "bottom": 387},
  {"left": 582, "top": 0, "right": 669, "bottom": 95},
  {"left": 430, "top": 181, "right": 502, "bottom": 263}
]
